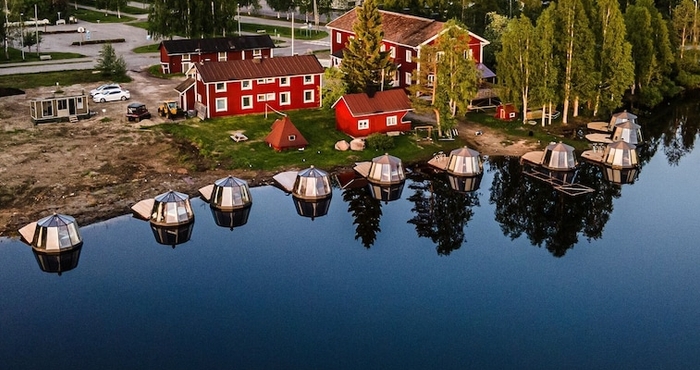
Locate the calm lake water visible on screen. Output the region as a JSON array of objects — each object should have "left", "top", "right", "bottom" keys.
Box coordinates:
[{"left": 2, "top": 93, "right": 700, "bottom": 369}]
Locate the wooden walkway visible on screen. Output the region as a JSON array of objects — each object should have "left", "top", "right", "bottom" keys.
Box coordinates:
[{"left": 522, "top": 167, "right": 595, "bottom": 196}]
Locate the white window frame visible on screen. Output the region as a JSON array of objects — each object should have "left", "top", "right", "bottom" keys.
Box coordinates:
[
  {"left": 257, "top": 93, "right": 266, "bottom": 102},
  {"left": 77, "top": 97, "right": 83, "bottom": 109},
  {"left": 464, "top": 49, "right": 473, "bottom": 59},
  {"left": 303, "top": 89, "right": 314, "bottom": 103},
  {"left": 406, "top": 50, "right": 412, "bottom": 63},
  {"left": 427, "top": 74, "right": 435, "bottom": 87},
  {"left": 405, "top": 72, "right": 412, "bottom": 86},
  {"left": 279, "top": 76, "right": 290, "bottom": 86},
  {"left": 218, "top": 52, "right": 227, "bottom": 61},
  {"left": 336, "top": 32, "right": 341, "bottom": 44},
  {"left": 380, "top": 44, "right": 386, "bottom": 52},
  {"left": 280, "top": 92, "right": 291, "bottom": 106},
  {"left": 215, "top": 97, "right": 227, "bottom": 112},
  {"left": 241, "top": 95, "right": 253, "bottom": 109},
  {"left": 386, "top": 115, "right": 397, "bottom": 126},
  {"left": 197, "top": 93, "right": 202, "bottom": 103},
  {"left": 304, "top": 75, "right": 314, "bottom": 85},
  {"left": 241, "top": 80, "right": 252, "bottom": 90},
  {"left": 389, "top": 46, "right": 396, "bottom": 58},
  {"left": 358, "top": 119, "right": 369, "bottom": 130},
  {"left": 215, "top": 82, "right": 226, "bottom": 92},
  {"left": 182, "top": 53, "right": 191, "bottom": 61},
  {"left": 288, "top": 134, "right": 296, "bottom": 141},
  {"left": 253, "top": 49, "right": 262, "bottom": 58}
]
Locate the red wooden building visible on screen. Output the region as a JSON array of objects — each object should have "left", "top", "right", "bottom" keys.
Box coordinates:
[
  {"left": 159, "top": 35, "right": 276, "bottom": 74},
  {"left": 181, "top": 55, "right": 324, "bottom": 119},
  {"left": 265, "top": 116, "right": 308, "bottom": 151},
  {"left": 495, "top": 103, "right": 518, "bottom": 121},
  {"left": 326, "top": 9, "right": 492, "bottom": 89},
  {"left": 332, "top": 89, "right": 413, "bottom": 138}
]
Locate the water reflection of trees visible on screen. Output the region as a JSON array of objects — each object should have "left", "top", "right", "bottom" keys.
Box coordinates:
[
  {"left": 488, "top": 157, "right": 619, "bottom": 257},
  {"left": 406, "top": 171, "right": 480, "bottom": 256},
  {"left": 640, "top": 90, "right": 700, "bottom": 166},
  {"left": 342, "top": 186, "right": 383, "bottom": 248}
]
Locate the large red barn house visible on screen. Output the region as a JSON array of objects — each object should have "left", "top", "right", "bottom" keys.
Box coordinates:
[
  {"left": 332, "top": 89, "right": 413, "bottom": 138},
  {"left": 159, "top": 35, "right": 276, "bottom": 74},
  {"left": 186, "top": 55, "right": 324, "bottom": 119},
  {"left": 326, "top": 9, "right": 492, "bottom": 89}
]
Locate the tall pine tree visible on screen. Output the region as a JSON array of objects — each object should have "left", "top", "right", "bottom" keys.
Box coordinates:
[{"left": 340, "top": 0, "right": 394, "bottom": 94}]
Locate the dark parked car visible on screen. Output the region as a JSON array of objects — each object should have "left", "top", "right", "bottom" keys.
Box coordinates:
[{"left": 126, "top": 102, "right": 152, "bottom": 122}]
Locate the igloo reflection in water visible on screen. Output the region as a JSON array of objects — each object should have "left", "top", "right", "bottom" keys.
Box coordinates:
[
  {"left": 131, "top": 190, "right": 196, "bottom": 246},
  {"left": 18, "top": 213, "right": 84, "bottom": 275}
]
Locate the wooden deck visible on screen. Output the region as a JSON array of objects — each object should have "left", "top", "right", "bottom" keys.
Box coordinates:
[
  {"left": 353, "top": 162, "right": 371, "bottom": 178},
  {"left": 585, "top": 133, "right": 613, "bottom": 144},
  {"left": 427, "top": 154, "right": 449, "bottom": 171},
  {"left": 272, "top": 171, "right": 298, "bottom": 193},
  {"left": 587, "top": 121, "right": 611, "bottom": 132},
  {"left": 522, "top": 167, "right": 595, "bottom": 196},
  {"left": 198, "top": 185, "right": 214, "bottom": 201}
]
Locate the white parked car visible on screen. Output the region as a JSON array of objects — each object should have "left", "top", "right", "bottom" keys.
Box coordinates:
[
  {"left": 90, "top": 83, "right": 121, "bottom": 97},
  {"left": 93, "top": 89, "right": 130, "bottom": 103}
]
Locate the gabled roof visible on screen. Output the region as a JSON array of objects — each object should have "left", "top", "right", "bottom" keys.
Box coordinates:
[
  {"left": 265, "top": 116, "right": 308, "bottom": 150},
  {"left": 332, "top": 89, "right": 412, "bottom": 117},
  {"left": 175, "top": 78, "right": 195, "bottom": 93},
  {"left": 326, "top": 8, "right": 489, "bottom": 48},
  {"left": 160, "top": 35, "right": 275, "bottom": 55},
  {"left": 196, "top": 55, "right": 324, "bottom": 83}
]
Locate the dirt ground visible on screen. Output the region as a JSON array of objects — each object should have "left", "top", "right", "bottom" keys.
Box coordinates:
[{"left": 0, "top": 71, "right": 537, "bottom": 237}]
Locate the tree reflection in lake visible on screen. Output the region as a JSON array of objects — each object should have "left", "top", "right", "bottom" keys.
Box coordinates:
[
  {"left": 488, "top": 157, "right": 618, "bottom": 257},
  {"left": 406, "top": 169, "right": 480, "bottom": 255},
  {"left": 342, "top": 185, "right": 383, "bottom": 248}
]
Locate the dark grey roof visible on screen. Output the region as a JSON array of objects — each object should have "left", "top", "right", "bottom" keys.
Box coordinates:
[{"left": 160, "top": 35, "right": 275, "bottom": 55}]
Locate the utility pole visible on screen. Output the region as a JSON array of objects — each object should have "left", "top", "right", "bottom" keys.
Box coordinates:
[
  {"left": 291, "top": 8, "right": 294, "bottom": 56},
  {"left": 4, "top": 0, "right": 9, "bottom": 59},
  {"left": 237, "top": 4, "right": 241, "bottom": 36},
  {"left": 20, "top": 12, "right": 24, "bottom": 60},
  {"left": 34, "top": 4, "right": 39, "bottom": 55}
]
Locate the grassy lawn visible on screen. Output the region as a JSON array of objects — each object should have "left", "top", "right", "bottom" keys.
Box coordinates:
[
  {"left": 133, "top": 43, "right": 160, "bottom": 53},
  {"left": 238, "top": 23, "right": 327, "bottom": 40},
  {"left": 74, "top": 0, "right": 150, "bottom": 14},
  {"left": 0, "top": 47, "right": 85, "bottom": 64},
  {"left": 73, "top": 8, "right": 136, "bottom": 23},
  {"left": 466, "top": 111, "right": 590, "bottom": 150},
  {"left": 146, "top": 64, "right": 184, "bottom": 79},
  {"left": 157, "top": 109, "right": 463, "bottom": 171},
  {"left": 0, "top": 70, "right": 131, "bottom": 89},
  {"left": 127, "top": 21, "right": 327, "bottom": 41}
]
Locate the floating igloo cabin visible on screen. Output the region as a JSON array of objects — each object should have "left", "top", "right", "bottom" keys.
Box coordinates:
[
  {"left": 131, "top": 190, "right": 195, "bottom": 226},
  {"left": 521, "top": 142, "right": 578, "bottom": 171},
  {"left": 611, "top": 120, "right": 643, "bottom": 145},
  {"left": 353, "top": 153, "right": 405, "bottom": 185},
  {"left": 273, "top": 166, "right": 333, "bottom": 199},
  {"left": 18, "top": 213, "right": 83, "bottom": 252},
  {"left": 588, "top": 111, "right": 638, "bottom": 132},
  {"left": 582, "top": 141, "right": 639, "bottom": 169},
  {"left": 428, "top": 146, "right": 483, "bottom": 177},
  {"left": 199, "top": 176, "right": 252, "bottom": 210}
]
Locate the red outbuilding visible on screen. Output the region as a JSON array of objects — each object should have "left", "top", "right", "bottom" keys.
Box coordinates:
[
  {"left": 265, "top": 116, "right": 308, "bottom": 151},
  {"left": 159, "top": 35, "right": 276, "bottom": 74},
  {"left": 181, "top": 55, "right": 324, "bottom": 119},
  {"left": 332, "top": 89, "right": 413, "bottom": 138},
  {"left": 495, "top": 103, "right": 518, "bottom": 121}
]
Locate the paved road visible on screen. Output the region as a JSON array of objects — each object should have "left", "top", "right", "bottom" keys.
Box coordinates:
[{"left": 0, "top": 4, "right": 331, "bottom": 76}]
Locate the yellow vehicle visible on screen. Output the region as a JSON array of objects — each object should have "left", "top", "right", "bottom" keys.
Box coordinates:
[{"left": 157, "top": 100, "right": 184, "bottom": 119}]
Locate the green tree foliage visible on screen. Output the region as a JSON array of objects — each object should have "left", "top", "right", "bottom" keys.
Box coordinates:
[
  {"left": 531, "top": 5, "right": 559, "bottom": 126},
  {"left": 496, "top": 15, "right": 535, "bottom": 123},
  {"left": 482, "top": 11, "right": 509, "bottom": 69},
  {"left": 148, "top": 0, "right": 245, "bottom": 39},
  {"left": 365, "top": 133, "right": 395, "bottom": 150},
  {"left": 592, "top": 0, "right": 634, "bottom": 116},
  {"left": 95, "top": 0, "right": 128, "bottom": 15},
  {"left": 555, "top": 0, "right": 596, "bottom": 123},
  {"left": 320, "top": 67, "right": 346, "bottom": 109},
  {"left": 340, "top": 0, "right": 394, "bottom": 93},
  {"left": 672, "top": 0, "right": 700, "bottom": 89},
  {"left": 410, "top": 20, "right": 480, "bottom": 135},
  {"left": 95, "top": 43, "right": 127, "bottom": 77}
]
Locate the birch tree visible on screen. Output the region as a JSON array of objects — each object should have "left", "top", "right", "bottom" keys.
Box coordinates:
[
  {"left": 592, "top": 0, "right": 634, "bottom": 116},
  {"left": 496, "top": 15, "right": 535, "bottom": 124},
  {"left": 531, "top": 5, "right": 559, "bottom": 127}
]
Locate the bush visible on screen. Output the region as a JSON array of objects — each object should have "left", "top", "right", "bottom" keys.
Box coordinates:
[{"left": 366, "top": 133, "right": 395, "bottom": 151}]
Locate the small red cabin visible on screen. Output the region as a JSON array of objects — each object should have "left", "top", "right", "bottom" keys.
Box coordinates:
[
  {"left": 495, "top": 103, "right": 518, "bottom": 121},
  {"left": 332, "top": 89, "right": 413, "bottom": 138},
  {"left": 265, "top": 116, "right": 308, "bottom": 151}
]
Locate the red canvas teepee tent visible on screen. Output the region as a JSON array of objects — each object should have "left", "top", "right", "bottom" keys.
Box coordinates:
[{"left": 265, "top": 116, "right": 308, "bottom": 151}]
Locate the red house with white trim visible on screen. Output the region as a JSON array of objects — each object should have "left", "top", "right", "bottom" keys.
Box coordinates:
[
  {"left": 326, "top": 9, "right": 492, "bottom": 89},
  {"left": 159, "top": 35, "right": 276, "bottom": 74},
  {"left": 181, "top": 55, "right": 324, "bottom": 119},
  {"left": 332, "top": 89, "right": 413, "bottom": 138}
]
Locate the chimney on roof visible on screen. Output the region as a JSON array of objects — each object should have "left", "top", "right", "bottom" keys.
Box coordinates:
[{"left": 365, "top": 84, "right": 378, "bottom": 98}]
